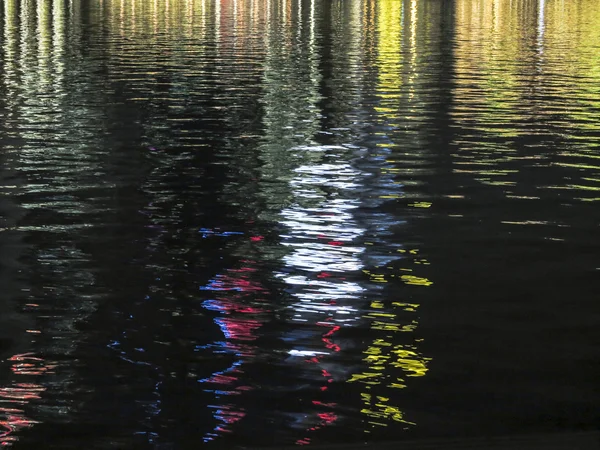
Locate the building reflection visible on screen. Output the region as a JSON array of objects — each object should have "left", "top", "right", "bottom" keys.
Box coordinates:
[
  {"left": 0, "top": 0, "right": 99, "bottom": 445},
  {"left": 4, "top": 0, "right": 598, "bottom": 447},
  {"left": 0, "top": 0, "right": 433, "bottom": 445},
  {"left": 451, "top": 0, "right": 600, "bottom": 209},
  {"left": 276, "top": 146, "right": 367, "bottom": 444},
  {"left": 256, "top": 0, "right": 350, "bottom": 443},
  {"left": 345, "top": 0, "right": 433, "bottom": 435},
  {"left": 194, "top": 0, "right": 271, "bottom": 443},
  {"left": 96, "top": 0, "right": 273, "bottom": 445},
  {"left": 256, "top": 0, "right": 433, "bottom": 442}
]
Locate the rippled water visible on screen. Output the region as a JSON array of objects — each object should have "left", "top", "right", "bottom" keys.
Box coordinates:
[{"left": 0, "top": 0, "right": 599, "bottom": 448}]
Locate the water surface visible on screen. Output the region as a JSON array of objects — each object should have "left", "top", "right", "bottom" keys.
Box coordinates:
[{"left": 0, "top": 0, "right": 599, "bottom": 448}]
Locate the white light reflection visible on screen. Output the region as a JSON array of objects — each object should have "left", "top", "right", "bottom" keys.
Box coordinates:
[
  {"left": 288, "top": 350, "right": 328, "bottom": 357},
  {"left": 537, "top": 0, "right": 545, "bottom": 56},
  {"left": 257, "top": 0, "right": 364, "bottom": 438},
  {"left": 277, "top": 147, "right": 366, "bottom": 326},
  {"left": 275, "top": 144, "right": 367, "bottom": 440}
]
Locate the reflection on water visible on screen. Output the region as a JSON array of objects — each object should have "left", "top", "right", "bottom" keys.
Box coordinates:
[
  {"left": 345, "top": 0, "right": 436, "bottom": 434},
  {"left": 452, "top": 0, "right": 600, "bottom": 204},
  {"left": 0, "top": 0, "right": 599, "bottom": 448},
  {"left": 276, "top": 146, "right": 367, "bottom": 444},
  {"left": 0, "top": 353, "right": 47, "bottom": 446}
]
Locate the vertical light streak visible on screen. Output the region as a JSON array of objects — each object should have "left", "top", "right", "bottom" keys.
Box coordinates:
[{"left": 537, "top": 0, "right": 545, "bottom": 56}]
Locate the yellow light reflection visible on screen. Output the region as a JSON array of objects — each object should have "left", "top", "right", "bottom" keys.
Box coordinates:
[
  {"left": 374, "top": 0, "right": 402, "bottom": 114},
  {"left": 452, "top": 0, "right": 600, "bottom": 198},
  {"left": 347, "top": 1, "right": 431, "bottom": 433}
]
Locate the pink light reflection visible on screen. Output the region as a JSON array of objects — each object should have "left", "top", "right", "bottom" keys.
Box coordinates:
[{"left": 0, "top": 353, "right": 49, "bottom": 447}]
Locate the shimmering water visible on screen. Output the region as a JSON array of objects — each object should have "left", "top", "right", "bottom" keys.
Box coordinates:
[{"left": 0, "top": 0, "right": 599, "bottom": 448}]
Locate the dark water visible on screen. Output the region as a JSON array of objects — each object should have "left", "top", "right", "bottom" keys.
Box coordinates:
[{"left": 0, "top": 0, "right": 599, "bottom": 448}]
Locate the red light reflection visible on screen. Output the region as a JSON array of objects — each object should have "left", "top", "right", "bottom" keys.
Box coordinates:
[
  {"left": 0, "top": 353, "right": 49, "bottom": 446},
  {"left": 201, "top": 257, "right": 268, "bottom": 441}
]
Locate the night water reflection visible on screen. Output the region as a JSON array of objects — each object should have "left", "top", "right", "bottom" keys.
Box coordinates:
[{"left": 0, "top": 0, "right": 599, "bottom": 448}]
